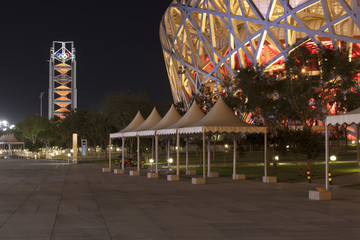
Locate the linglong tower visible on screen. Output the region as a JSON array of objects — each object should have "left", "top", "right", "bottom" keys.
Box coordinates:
[{"left": 48, "top": 41, "right": 77, "bottom": 119}]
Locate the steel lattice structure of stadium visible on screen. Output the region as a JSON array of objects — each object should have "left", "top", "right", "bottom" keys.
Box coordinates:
[{"left": 160, "top": 0, "right": 360, "bottom": 107}]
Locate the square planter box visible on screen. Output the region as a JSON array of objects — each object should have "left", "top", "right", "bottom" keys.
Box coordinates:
[
  {"left": 147, "top": 172, "right": 158, "bottom": 179},
  {"left": 102, "top": 167, "right": 111, "bottom": 173},
  {"left": 192, "top": 178, "right": 206, "bottom": 184},
  {"left": 209, "top": 172, "right": 219, "bottom": 178},
  {"left": 129, "top": 170, "right": 140, "bottom": 176},
  {"left": 167, "top": 175, "right": 179, "bottom": 181},
  {"left": 263, "top": 176, "right": 277, "bottom": 183},
  {"left": 186, "top": 170, "right": 196, "bottom": 175},
  {"left": 309, "top": 188, "right": 332, "bottom": 200},
  {"left": 233, "top": 174, "right": 245, "bottom": 180},
  {"left": 114, "top": 169, "right": 125, "bottom": 174}
]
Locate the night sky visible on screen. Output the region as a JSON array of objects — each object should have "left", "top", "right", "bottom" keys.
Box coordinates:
[{"left": 0, "top": 1, "right": 173, "bottom": 123}]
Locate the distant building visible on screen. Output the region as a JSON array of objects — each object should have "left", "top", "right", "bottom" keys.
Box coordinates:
[
  {"left": 48, "top": 41, "right": 77, "bottom": 119},
  {"left": 160, "top": 0, "right": 360, "bottom": 107}
]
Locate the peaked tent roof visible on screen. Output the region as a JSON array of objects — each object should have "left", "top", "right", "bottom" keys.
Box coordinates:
[
  {"left": 326, "top": 107, "right": 360, "bottom": 126},
  {"left": 138, "top": 105, "right": 181, "bottom": 136},
  {"left": 110, "top": 111, "right": 145, "bottom": 138},
  {"left": 179, "top": 97, "right": 266, "bottom": 134},
  {"left": 124, "top": 107, "right": 162, "bottom": 137},
  {"left": 0, "top": 133, "right": 24, "bottom": 144},
  {"left": 157, "top": 101, "right": 205, "bottom": 135}
]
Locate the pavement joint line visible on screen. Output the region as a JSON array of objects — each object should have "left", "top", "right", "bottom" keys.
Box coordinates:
[
  {"left": 35, "top": 184, "right": 42, "bottom": 191},
  {"left": 49, "top": 165, "right": 69, "bottom": 240},
  {"left": 0, "top": 167, "right": 52, "bottom": 230},
  {"left": 109, "top": 173, "right": 176, "bottom": 239},
  {"left": 85, "top": 166, "right": 112, "bottom": 240}
]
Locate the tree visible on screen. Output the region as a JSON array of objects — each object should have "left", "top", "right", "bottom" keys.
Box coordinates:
[
  {"left": 101, "top": 91, "right": 153, "bottom": 132},
  {"left": 17, "top": 115, "right": 50, "bottom": 151},
  {"left": 234, "top": 46, "right": 360, "bottom": 170}
]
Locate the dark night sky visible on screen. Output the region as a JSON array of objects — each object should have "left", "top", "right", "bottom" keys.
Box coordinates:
[{"left": 0, "top": 1, "right": 173, "bottom": 123}]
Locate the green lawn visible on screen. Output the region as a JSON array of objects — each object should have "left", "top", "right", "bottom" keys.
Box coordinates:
[
  {"left": 86, "top": 157, "right": 360, "bottom": 183},
  {"left": 185, "top": 161, "right": 360, "bottom": 183},
  {"left": 341, "top": 183, "right": 360, "bottom": 190}
]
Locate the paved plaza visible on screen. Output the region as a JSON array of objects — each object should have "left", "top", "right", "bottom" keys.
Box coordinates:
[{"left": 0, "top": 158, "right": 359, "bottom": 240}]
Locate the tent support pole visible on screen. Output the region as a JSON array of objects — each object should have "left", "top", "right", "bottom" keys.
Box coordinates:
[
  {"left": 155, "top": 135, "right": 159, "bottom": 173},
  {"left": 357, "top": 124, "right": 359, "bottom": 165},
  {"left": 264, "top": 130, "right": 267, "bottom": 181},
  {"left": 207, "top": 136, "right": 210, "bottom": 177},
  {"left": 185, "top": 138, "right": 188, "bottom": 171},
  {"left": 167, "top": 138, "right": 170, "bottom": 167},
  {"left": 233, "top": 134, "right": 236, "bottom": 179},
  {"left": 109, "top": 138, "right": 112, "bottom": 169},
  {"left": 203, "top": 131, "right": 206, "bottom": 179},
  {"left": 325, "top": 125, "right": 329, "bottom": 191},
  {"left": 151, "top": 137, "right": 154, "bottom": 160},
  {"left": 122, "top": 137, "right": 125, "bottom": 170},
  {"left": 137, "top": 136, "right": 140, "bottom": 172},
  {"left": 176, "top": 133, "right": 180, "bottom": 175}
]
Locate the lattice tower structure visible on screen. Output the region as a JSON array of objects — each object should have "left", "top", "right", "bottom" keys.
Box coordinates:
[
  {"left": 48, "top": 41, "right": 77, "bottom": 119},
  {"left": 160, "top": 0, "right": 360, "bottom": 107}
]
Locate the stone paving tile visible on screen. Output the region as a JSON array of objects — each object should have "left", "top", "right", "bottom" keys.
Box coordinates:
[{"left": 1, "top": 158, "right": 360, "bottom": 239}]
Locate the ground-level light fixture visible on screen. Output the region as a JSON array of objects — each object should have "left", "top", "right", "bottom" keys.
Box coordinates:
[
  {"left": 274, "top": 155, "right": 279, "bottom": 161},
  {"left": 168, "top": 158, "right": 173, "bottom": 164},
  {"left": 330, "top": 155, "right": 337, "bottom": 161},
  {"left": 224, "top": 144, "right": 229, "bottom": 148},
  {"left": 149, "top": 159, "right": 154, "bottom": 164}
]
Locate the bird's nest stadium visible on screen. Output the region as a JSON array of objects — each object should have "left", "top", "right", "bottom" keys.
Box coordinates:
[{"left": 160, "top": 0, "right": 360, "bottom": 107}]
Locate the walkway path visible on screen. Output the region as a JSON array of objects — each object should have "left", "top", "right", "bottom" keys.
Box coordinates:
[{"left": 0, "top": 158, "right": 359, "bottom": 239}]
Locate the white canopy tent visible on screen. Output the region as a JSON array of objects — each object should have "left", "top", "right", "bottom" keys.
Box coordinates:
[
  {"left": 108, "top": 98, "right": 268, "bottom": 182},
  {"left": 137, "top": 105, "right": 181, "bottom": 173},
  {"left": 178, "top": 97, "right": 267, "bottom": 180},
  {"left": 157, "top": 101, "right": 205, "bottom": 174},
  {"left": 109, "top": 111, "right": 145, "bottom": 170},
  {"left": 324, "top": 107, "right": 360, "bottom": 191},
  {"left": 120, "top": 107, "right": 162, "bottom": 172}
]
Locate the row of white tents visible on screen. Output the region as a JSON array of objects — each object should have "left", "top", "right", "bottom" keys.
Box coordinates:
[
  {"left": 108, "top": 97, "right": 268, "bottom": 182},
  {"left": 107, "top": 96, "right": 360, "bottom": 189}
]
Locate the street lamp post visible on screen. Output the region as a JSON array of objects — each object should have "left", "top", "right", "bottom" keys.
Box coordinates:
[{"left": 39, "top": 92, "right": 44, "bottom": 117}]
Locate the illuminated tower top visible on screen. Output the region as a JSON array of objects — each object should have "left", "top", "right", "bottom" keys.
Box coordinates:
[{"left": 48, "top": 41, "right": 77, "bottom": 119}]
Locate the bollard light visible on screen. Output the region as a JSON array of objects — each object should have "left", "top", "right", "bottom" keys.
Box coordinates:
[{"left": 330, "top": 155, "right": 337, "bottom": 161}]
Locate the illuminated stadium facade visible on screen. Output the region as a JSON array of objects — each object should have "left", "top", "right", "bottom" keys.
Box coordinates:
[
  {"left": 160, "top": 0, "right": 360, "bottom": 107},
  {"left": 48, "top": 41, "right": 77, "bottom": 119}
]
